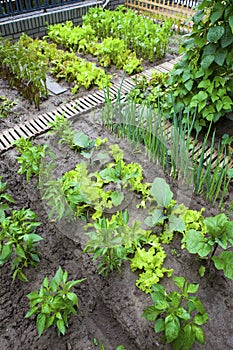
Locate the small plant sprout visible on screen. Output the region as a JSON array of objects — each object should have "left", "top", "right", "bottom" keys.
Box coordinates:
[
  {"left": 25, "top": 266, "right": 85, "bottom": 336},
  {"left": 142, "top": 276, "right": 208, "bottom": 349}
]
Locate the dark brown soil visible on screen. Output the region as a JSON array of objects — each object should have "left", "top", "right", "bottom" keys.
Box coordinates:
[
  {"left": 0, "top": 33, "right": 233, "bottom": 350},
  {"left": 0, "top": 105, "right": 233, "bottom": 350}
]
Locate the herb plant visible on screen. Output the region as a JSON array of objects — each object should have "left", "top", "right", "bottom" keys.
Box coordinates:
[
  {"left": 25, "top": 266, "right": 85, "bottom": 336},
  {"left": 142, "top": 276, "right": 208, "bottom": 349},
  {"left": 0, "top": 208, "right": 42, "bottom": 281}
]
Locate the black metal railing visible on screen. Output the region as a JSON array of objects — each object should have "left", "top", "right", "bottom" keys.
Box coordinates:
[{"left": 0, "top": 0, "right": 83, "bottom": 18}]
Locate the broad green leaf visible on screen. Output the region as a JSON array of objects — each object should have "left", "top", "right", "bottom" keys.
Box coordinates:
[
  {"left": 194, "top": 325, "right": 205, "bottom": 345},
  {"left": 182, "top": 324, "right": 196, "bottom": 350},
  {"left": 204, "top": 213, "right": 228, "bottom": 239},
  {"left": 154, "top": 299, "right": 170, "bottom": 310},
  {"left": 36, "top": 313, "right": 46, "bottom": 337},
  {"left": 53, "top": 266, "right": 63, "bottom": 286},
  {"left": 0, "top": 244, "right": 12, "bottom": 264},
  {"left": 220, "top": 26, "right": 233, "bottom": 48},
  {"left": 57, "top": 319, "right": 66, "bottom": 335},
  {"left": 169, "top": 215, "right": 186, "bottom": 233},
  {"left": 154, "top": 318, "right": 165, "bottom": 333},
  {"left": 176, "top": 308, "right": 190, "bottom": 321},
  {"left": 42, "top": 304, "right": 51, "bottom": 314},
  {"left": 145, "top": 209, "right": 165, "bottom": 227},
  {"left": 73, "top": 131, "right": 90, "bottom": 148},
  {"left": 214, "top": 48, "right": 227, "bottom": 66},
  {"left": 207, "top": 26, "right": 225, "bottom": 43},
  {"left": 184, "top": 80, "right": 193, "bottom": 92},
  {"left": 27, "top": 291, "right": 40, "bottom": 300},
  {"left": 198, "top": 265, "right": 206, "bottom": 277},
  {"left": 67, "top": 292, "right": 78, "bottom": 306},
  {"left": 193, "top": 313, "right": 209, "bottom": 325},
  {"left": 142, "top": 306, "right": 160, "bottom": 321},
  {"left": 229, "top": 15, "right": 233, "bottom": 33},
  {"left": 165, "top": 314, "right": 180, "bottom": 343},
  {"left": 212, "top": 251, "right": 233, "bottom": 280},
  {"left": 201, "top": 55, "right": 215, "bottom": 70},
  {"left": 210, "top": 4, "right": 225, "bottom": 24},
  {"left": 150, "top": 178, "right": 173, "bottom": 207},
  {"left": 182, "top": 230, "right": 212, "bottom": 257},
  {"left": 187, "top": 283, "right": 199, "bottom": 294},
  {"left": 173, "top": 276, "right": 185, "bottom": 291},
  {"left": 99, "top": 168, "right": 120, "bottom": 182},
  {"left": 111, "top": 191, "right": 124, "bottom": 206}
]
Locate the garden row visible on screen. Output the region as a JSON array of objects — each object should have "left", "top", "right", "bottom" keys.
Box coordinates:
[
  {"left": 0, "top": 6, "right": 173, "bottom": 109},
  {"left": 1, "top": 113, "right": 233, "bottom": 349}
]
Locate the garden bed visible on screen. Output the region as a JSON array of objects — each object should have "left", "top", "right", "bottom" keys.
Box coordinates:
[{"left": 0, "top": 107, "right": 233, "bottom": 350}]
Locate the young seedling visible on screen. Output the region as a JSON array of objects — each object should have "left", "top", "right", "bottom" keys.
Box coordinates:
[
  {"left": 0, "top": 208, "right": 42, "bottom": 281},
  {"left": 142, "top": 276, "right": 208, "bottom": 349},
  {"left": 25, "top": 266, "right": 85, "bottom": 336}
]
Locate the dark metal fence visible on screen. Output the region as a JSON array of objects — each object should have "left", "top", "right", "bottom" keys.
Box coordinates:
[
  {"left": 0, "top": 0, "right": 83, "bottom": 18},
  {"left": 0, "top": 0, "right": 200, "bottom": 18}
]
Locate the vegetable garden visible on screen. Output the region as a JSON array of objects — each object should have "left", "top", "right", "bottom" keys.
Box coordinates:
[{"left": 0, "top": 1, "right": 233, "bottom": 349}]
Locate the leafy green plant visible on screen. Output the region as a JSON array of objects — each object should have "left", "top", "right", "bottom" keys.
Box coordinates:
[
  {"left": 47, "top": 115, "right": 95, "bottom": 154},
  {"left": 84, "top": 209, "right": 152, "bottom": 277},
  {"left": 84, "top": 211, "right": 131, "bottom": 275},
  {"left": 145, "top": 178, "right": 186, "bottom": 243},
  {"left": 166, "top": 0, "right": 233, "bottom": 129},
  {"left": 0, "top": 95, "right": 17, "bottom": 118},
  {"left": 182, "top": 213, "right": 233, "bottom": 280},
  {"left": 83, "top": 6, "right": 173, "bottom": 61},
  {"left": 25, "top": 266, "right": 85, "bottom": 336},
  {"left": 142, "top": 276, "right": 208, "bottom": 349},
  {"left": 15, "top": 137, "right": 47, "bottom": 181},
  {"left": 0, "top": 35, "right": 48, "bottom": 109},
  {"left": 0, "top": 177, "right": 14, "bottom": 220},
  {"left": 130, "top": 233, "right": 173, "bottom": 293},
  {"left": 0, "top": 208, "right": 42, "bottom": 281}
]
